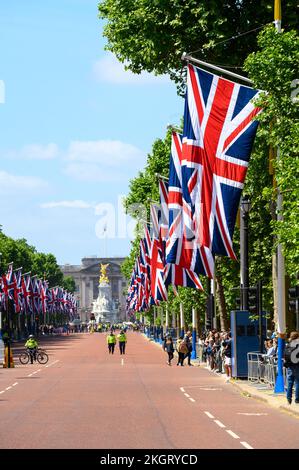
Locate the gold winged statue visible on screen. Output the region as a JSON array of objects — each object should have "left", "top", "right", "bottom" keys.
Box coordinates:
[{"left": 99, "top": 263, "right": 109, "bottom": 284}]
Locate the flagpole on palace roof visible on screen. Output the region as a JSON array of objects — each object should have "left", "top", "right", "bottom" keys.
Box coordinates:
[
  {"left": 181, "top": 53, "right": 253, "bottom": 85},
  {"left": 274, "top": 0, "right": 285, "bottom": 394}
]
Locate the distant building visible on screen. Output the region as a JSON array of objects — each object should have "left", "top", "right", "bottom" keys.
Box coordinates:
[{"left": 61, "top": 257, "right": 127, "bottom": 322}]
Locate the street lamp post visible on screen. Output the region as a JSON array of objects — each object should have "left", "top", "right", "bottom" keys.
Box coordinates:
[{"left": 240, "top": 197, "right": 251, "bottom": 310}]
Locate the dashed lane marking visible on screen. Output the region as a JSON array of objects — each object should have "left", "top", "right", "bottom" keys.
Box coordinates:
[
  {"left": 0, "top": 390, "right": 5, "bottom": 394},
  {"left": 27, "top": 373, "right": 33, "bottom": 377},
  {"left": 214, "top": 420, "right": 226, "bottom": 428},
  {"left": 45, "top": 360, "right": 59, "bottom": 368},
  {"left": 199, "top": 387, "right": 222, "bottom": 391},
  {"left": 184, "top": 393, "right": 190, "bottom": 398},
  {"left": 241, "top": 441, "right": 254, "bottom": 449},
  {"left": 226, "top": 430, "right": 240, "bottom": 439},
  {"left": 5, "top": 386, "right": 12, "bottom": 390},
  {"left": 237, "top": 412, "right": 268, "bottom": 416},
  {"left": 189, "top": 398, "right": 196, "bottom": 403},
  {"left": 12, "top": 382, "right": 18, "bottom": 387},
  {"left": 204, "top": 411, "right": 215, "bottom": 419},
  {"left": 121, "top": 359, "right": 124, "bottom": 366},
  {"left": 180, "top": 387, "right": 185, "bottom": 392}
]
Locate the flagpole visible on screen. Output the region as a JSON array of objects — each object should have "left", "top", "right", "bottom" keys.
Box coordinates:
[
  {"left": 181, "top": 53, "right": 253, "bottom": 85},
  {"left": 274, "top": 0, "right": 285, "bottom": 394}
]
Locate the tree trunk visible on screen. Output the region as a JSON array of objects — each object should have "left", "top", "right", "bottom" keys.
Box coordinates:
[{"left": 215, "top": 274, "right": 229, "bottom": 331}]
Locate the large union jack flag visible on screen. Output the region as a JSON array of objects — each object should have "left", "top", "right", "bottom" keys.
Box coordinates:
[
  {"left": 166, "top": 131, "right": 214, "bottom": 277},
  {"left": 182, "top": 64, "right": 262, "bottom": 259}
]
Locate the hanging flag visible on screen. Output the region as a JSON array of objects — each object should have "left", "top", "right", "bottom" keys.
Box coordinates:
[
  {"left": 166, "top": 131, "right": 214, "bottom": 277},
  {"left": 182, "top": 64, "right": 262, "bottom": 259},
  {"left": 22, "top": 273, "right": 32, "bottom": 314},
  {"left": 150, "top": 204, "right": 167, "bottom": 302}
]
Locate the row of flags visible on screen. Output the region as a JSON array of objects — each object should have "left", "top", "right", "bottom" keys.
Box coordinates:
[
  {"left": 0, "top": 263, "right": 78, "bottom": 318},
  {"left": 127, "top": 63, "right": 262, "bottom": 314}
]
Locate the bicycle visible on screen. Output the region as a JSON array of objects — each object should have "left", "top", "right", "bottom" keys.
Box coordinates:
[{"left": 19, "top": 348, "right": 49, "bottom": 365}]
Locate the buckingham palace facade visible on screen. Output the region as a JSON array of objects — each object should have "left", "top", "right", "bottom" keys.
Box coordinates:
[{"left": 61, "top": 257, "right": 127, "bottom": 322}]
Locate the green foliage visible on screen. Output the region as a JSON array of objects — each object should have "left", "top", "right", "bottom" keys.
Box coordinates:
[
  {"left": 98, "top": 0, "right": 297, "bottom": 93},
  {"left": 62, "top": 275, "right": 76, "bottom": 293},
  {"left": 0, "top": 229, "right": 67, "bottom": 288},
  {"left": 244, "top": 26, "right": 299, "bottom": 278}
]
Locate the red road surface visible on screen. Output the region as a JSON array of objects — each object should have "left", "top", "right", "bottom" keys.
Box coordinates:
[{"left": 0, "top": 332, "right": 298, "bottom": 449}]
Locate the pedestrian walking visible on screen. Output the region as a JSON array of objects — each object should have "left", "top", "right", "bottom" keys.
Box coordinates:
[
  {"left": 184, "top": 331, "right": 193, "bottom": 366},
  {"left": 117, "top": 330, "right": 127, "bottom": 355},
  {"left": 222, "top": 332, "right": 232, "bottom": 382},
  {"left": 284, "top": 331, "right": 299, "bottom": 405},
  {"left": 107, "top": 331, "right": 116, "bottom": 354},
  {"left": 163, "top": 335, "right": 174, "bottom": 365},
  {"left": 176, "top": 336, "right": 188, "bottom": 366}
]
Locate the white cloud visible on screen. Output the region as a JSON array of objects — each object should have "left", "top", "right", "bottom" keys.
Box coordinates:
[
  {"left": 66, "top": 140, "right": 144, "bottom": 166},
  {"left": 63, "top": 139, "right": 146, "bottom": 182},
  {"left": 3, "top": 143, "right": 60, "bottom": 160},
  {"left": 92, "top": 54, "right": 170, "bottom": 85},
  {"left": 64, "top": 163, "right": 125, "bottom": 182},
  {"left": 40, "top": 200, "right": 94, "bottom": 209},
  {"left": 0, "top": 171, "right": 47, "bottom": 192}
]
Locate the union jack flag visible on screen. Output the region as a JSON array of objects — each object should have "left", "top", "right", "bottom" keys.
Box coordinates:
[
  {"left": 150, "top": 204, "right": 167, "bottom": 302},
  {"left": 166, "top": 131, "right": 214, "bottom": 277},
  {"left": 182, "top": 64, "right": 262, "bottom": 258},
  {"left": 22, "top": 273, "right": 32, "bottom": 314},
  {"left": 159, "top": 179, "right": 203, "bottom": 291}
]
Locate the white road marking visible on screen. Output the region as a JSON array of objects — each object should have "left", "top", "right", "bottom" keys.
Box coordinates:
[
  {"left": 237, "top": 412, "right": 268, "bottom": 416},
  {"left": 199, "top": 387, "right": 222, "bottom": 391},
  {"left": 32, "top": 371, "right": 38, "bottom": 375},
  {"left": 184, "top": 393, "right": 190, "bottom": 398},
  {"left": 27, "top": 373, "right": 33, "bottom": 377},
  {"left": 189, "top": 398, "right": 196, "bottom": 402},
  {"left": 12, "top": 382, "right": 18, "bottom": 387},
  {"left": 5, "top": 386, "right": 12, "bottom": 390},
  {"left": 121, "top": 359, "right": 124, "bottom": 366},
  {"left": 226, "top": 430, "right": 240, "bottom": 439},
  {"left": 180, "top": 387, "right": 185, "bottom": 392},
  {"left": 45, "top": 360, "right": 59, "bottom": 368},
  {"left": 204, "top": 411, "right": 215, "bottom": 419},
  {"left": 0, "top": 390, "right": 5, "bottom": 394},
  {"left": 240, "top": 441, "right": 254, "bottom": 449},
  {"left": 214, "top": 420, "right": 226, "bottom": 428}
]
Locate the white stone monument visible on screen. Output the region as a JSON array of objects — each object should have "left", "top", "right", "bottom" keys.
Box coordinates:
[{"left": 91, "top": 264, "right": 118, "bottom": 323}]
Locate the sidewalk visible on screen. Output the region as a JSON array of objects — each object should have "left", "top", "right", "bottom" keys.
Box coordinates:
[{"left": 143, "top": 334, "right": 299, "bottom": 419}]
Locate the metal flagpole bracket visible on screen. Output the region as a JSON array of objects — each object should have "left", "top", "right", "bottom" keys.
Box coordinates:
[
  {"left": 167, "top": 124, "right": 182, "bottom": 133},
  {"left": 155, "top": 172, "right": 169, "bottom": 181},
  {"left": 181, "top": 53, "right": 253, "bottom": 86}
]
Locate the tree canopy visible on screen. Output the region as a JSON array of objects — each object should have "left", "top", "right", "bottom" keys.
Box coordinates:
[{"left": 98, "top": 0, "right": 297, "bottom": 93}]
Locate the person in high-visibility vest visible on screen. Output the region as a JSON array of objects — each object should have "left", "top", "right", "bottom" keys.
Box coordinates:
[
  {"left": 107, "top": 332, "right": 116, "bottom": 354},
  {"left": 117, "top": 330, "right": 127, "bottom": 355},
  {"left": 25, "top": 335, "right": 38, "bottom": 364}
]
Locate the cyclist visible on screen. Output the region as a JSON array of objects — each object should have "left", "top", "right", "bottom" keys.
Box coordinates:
[{"left": 25, "top": 335, "right": 38, "bottom": 364}]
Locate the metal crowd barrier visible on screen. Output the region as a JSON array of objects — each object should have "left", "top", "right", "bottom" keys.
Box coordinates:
[{"left": 247, "top": 352, "right": 287, "bottom": 390}]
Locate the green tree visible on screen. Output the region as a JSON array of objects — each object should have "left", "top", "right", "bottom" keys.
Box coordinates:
[
  {"left": 244, "top": 26, "right": 299, "bottom": 278},
  {"left": 98, "top": 0, "right": 296, "bottom": 93},
  {"left": 62, "top": 275, "right": 76, "bottom": 293}
]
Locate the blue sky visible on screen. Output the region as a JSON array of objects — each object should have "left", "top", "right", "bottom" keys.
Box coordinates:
[{"left": 0, "top": 0, "right": 182, "bottom": 265}]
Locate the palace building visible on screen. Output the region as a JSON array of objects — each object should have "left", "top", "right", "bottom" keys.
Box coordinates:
[{"left": 60, "top": 257, "right": 127, "bottom": 322}]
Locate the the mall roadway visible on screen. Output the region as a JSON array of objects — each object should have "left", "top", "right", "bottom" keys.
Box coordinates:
[{"left": 0, "top": 331, "right": 298, "bottom": 450}]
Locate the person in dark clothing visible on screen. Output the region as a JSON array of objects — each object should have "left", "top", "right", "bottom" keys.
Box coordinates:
[
  {"left": 222, "top": 332, "right": 232, "bottom": 382},
  {"left": 176, "top": 336, "right": 188, "bottom": 366},
  {"left": 184, "top": 331, "right": 193, "bottom": 366},
  {"left": 163, "top": 335, "right": 174, "bottom": 365},
  {"left": 284, "top": 331, "right": 299, "bottom": 405}
]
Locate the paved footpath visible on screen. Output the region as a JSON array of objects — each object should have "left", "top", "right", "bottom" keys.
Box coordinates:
[{"left": 0, "top": 332, "right": 298, "bottom": 449}]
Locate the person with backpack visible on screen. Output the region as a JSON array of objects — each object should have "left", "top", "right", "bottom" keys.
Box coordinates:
[
  {"left": 163, "top": 335, "right": 174, "bottom": 365},
  {"left": 176, "top": 335, "right": 188, "bottom": 366},
  {"left": 284, "top": 331, "right": 299, "bottom": 405}
]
